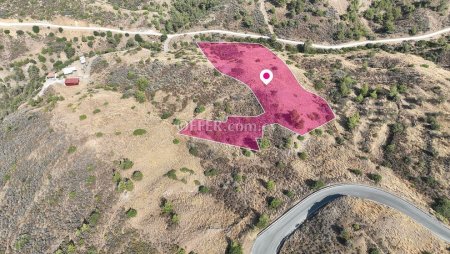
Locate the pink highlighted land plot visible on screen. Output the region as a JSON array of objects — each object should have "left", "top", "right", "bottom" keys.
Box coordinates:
[{"left": 180, "top": 42, "right": 335, "bottom": 150}]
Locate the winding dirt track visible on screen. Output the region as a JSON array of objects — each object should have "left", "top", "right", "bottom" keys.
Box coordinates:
[{"left": 0, "top": 21, "right": 449, "bottom": 52}]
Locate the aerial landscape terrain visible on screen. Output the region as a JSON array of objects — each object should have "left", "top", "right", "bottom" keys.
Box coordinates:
[{"left": 0, "top": 0, "right": 449, "bottom": 254}]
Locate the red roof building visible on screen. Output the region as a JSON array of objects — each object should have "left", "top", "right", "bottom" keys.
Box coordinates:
[{"left": 65, "top": 78, "right": 80, "bottom": 86}]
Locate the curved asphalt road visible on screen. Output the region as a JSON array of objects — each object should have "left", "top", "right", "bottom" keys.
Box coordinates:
[{"left": 252, "top": 184, "right": 450, "bottom": 254}]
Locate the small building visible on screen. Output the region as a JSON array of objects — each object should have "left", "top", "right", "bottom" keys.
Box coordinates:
[
  {"left": 63, "top": 67, "right": 77, "bottom": 75},
  {"left": 65, "top": 77, "right": 80, "bottom": 86},
  {"left": 46, "top": 72, "right": 57, "bottom": 80},
  {"left": 80, "top": 56, "right": 86, "bottom": 65}
]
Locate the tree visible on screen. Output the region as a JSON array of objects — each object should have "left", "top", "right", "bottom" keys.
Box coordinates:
[
  {"left": 64, "top": 46, "right": 76, "bottom": 58},
  {"left": 134, "top": 34, "right": 144, "bottom": 43},
  {"left": 298, "top": 40, "right": 313, "bottom": 53},
  {"left": 160, "top": 34, "right": 168, "bottom": 42},
  {"left": 32, "top": 25, "right": 40, "bottom": 33},
  {"left": 432, "top": 197, "right": 450, "bottom": 219}
]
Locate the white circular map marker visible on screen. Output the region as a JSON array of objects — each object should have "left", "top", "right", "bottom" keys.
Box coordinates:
[{"left": 260, "top": 69, "right": 273, "bottom": 85}]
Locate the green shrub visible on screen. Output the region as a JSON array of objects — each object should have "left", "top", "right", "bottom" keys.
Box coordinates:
[
  {"left": 68, "top": 146, "right": 77, "bottom": 154},
  {"left": 226, "top": 241, "right": 243, "bottom": 254},
  {"left": 311, "top": 129, "right": 323, "bottom": 136},
  {"left": 119, "top": 158, "right": 134, "bottom": 170},
  {"left": 426, "top": 115, "right": 440, "bottom": 130},
  {"left": 126, "top": 208, "right": 137, "bottom": 218},
  {"left": 242, "top": 149, "right": 252, "bottom": 157},
  {"left": 161, "top": 200, "right": 174, "bottom": 214},
  {"left": 297, "top": 152, "right": 307, "bottom": 160},
  {"left": 367, "top": 173, "right": 382, "bottom": 183},
  {"left": 180, "top": 167, "right": 194, "bottom": 174},
  {"left": 256, "top": 214, "right": 269, "bottom": 229},
  {"left": 259, "top": 137, "right": 271, "bottom": 149},
  {"left": 134, "top": 90, "right": 146, "bottom": 103},
  {"left": 93, "top": 108, "right": 101, "bottom": 114},
  {"left": 172, "top": 118, "right": 181, "bottom": 125},
  {"left": 283, "top": 189, "right": 294, "bottom": 198},
  {"left": 14, "top": 234, "right": 30, "bottom": 251},
  {"left": 432, "top": 197, "right": 450, "bottom": 220},
  {"left": 86, "top": 175, "right": 96, "bottom": 185},
  {"left": 233, "top": 173, "right": 243, "bottom": 183},
  {"left": 32, "top": 26, "right": 40, "bottom": 33},
  {"left": 268, "top": 198, "right": 282, "bottom": 209},
  {"left": 265, "top": 180, "right": 275, "bottom": 191},
  {"left": 204, "top": 168, "right": 218, "bottom": 176},
  {"left": 160, "top": 111, "right": 173, "bottom": 119},
  {"left": 68, "top": 191, "right": 77, "bottom": 199},
  {"left": 189, "top": 147, "right": 199, "bottom": 156},
  {"left": 198, "top": 185, "right": 210, "bottom": 193},
  {"left": 173, "top": 138, "right": 180, "bottom": 144},
  {"left": 117, "top": 178, "right": 134, "bottom": 192},
  {"left": 310, "top": 180, "right": 325, "bottom": 190},
  {"left": 131, "top": 171, "right": 143, "bottom": 181},
  {"left": 165, "top": 169, "right": 177, "bottom": 180},
  {"left": 368, "top": 248, "right": 380, "bottom": 254},
  {"left": 297, "top": 135, "right": 305, "bottom": 141},
  {"left": 171, "top": 213, "right": 180, "bottom": 224},
  {"left": 348, "top": 168, "right": 362, "bottom": 176},
  {"left": 133, "top": 129, "right": 147, "bottom": 136},
  {"left": 79, "top": 114, "right": 87, "bottom": 120},
  {"left": 136, "top": 77, "right": 149, "bottom": 91},
  {"left": 112, "top": 171, "right": 122, "bottom": 183},
  {"left": 385, "top": 144, "right": 396, "bottom": 153},
  {"left": 346, "top": 112, "right": 360, "bottom": 130},
  {"left": 88, "top": 210, "right": 101, "bottom": 226},
  {"left": 314, "top": 80, "right": 325, "bottom": 90},
  {"left": 194, "top": 105, "right": 205, "bottom": 114},
  {"left": 95, "top": 132, "right": 103, "bottom": 137}
]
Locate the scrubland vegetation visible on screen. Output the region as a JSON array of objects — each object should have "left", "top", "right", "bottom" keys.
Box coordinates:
[{"left": 0, "top": 5, "right": 449, "bottom": 253}]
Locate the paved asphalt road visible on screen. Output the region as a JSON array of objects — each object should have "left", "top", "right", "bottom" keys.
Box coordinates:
[{"left": 252, "top": 184, "right": 450, "bottom": 254}]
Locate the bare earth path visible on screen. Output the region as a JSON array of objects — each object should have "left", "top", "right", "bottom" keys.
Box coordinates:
[
  {"left": 0, "top": 21, "right": 449, "bottom": 52},
  {"left": 259, "top": 0, "right": 274, "bottom": 34}
]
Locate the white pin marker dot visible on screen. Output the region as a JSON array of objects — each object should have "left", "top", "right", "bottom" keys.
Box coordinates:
[{"left": 260, "top": 69, "right": 273, "bottom": 85}]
